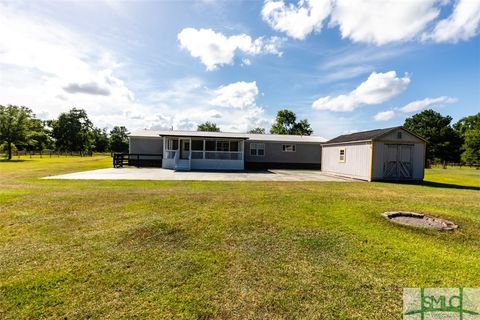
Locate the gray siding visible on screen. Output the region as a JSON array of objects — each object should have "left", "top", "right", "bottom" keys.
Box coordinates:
[
  {"left": 129, "top": 137, "right": 163, "bottom": 158},
  {"left": 321, "top": 142, "right": 372, "bottom": 180},
  {"left": 244, "top": 141, "right": 321, "bottom": 165}
]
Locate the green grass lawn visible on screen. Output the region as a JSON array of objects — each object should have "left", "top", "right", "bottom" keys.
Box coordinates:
[{"left": 0, "top": 156, "right": 479, "bottom": 319}]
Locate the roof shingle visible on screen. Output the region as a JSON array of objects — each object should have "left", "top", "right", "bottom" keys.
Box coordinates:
[{"left": 324, "top": 126, "right": 402, "bottom": 144}]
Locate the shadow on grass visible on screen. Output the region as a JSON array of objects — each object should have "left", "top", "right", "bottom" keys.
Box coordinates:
[
  {"left": 420, "top": 180, "right": 479, "bottom": 191},
  {"left": 377, "top": 180, "right": 479, "bottom": 191},
  {"left": 0, "top": 159, "right": 29, "bottom": 163}
]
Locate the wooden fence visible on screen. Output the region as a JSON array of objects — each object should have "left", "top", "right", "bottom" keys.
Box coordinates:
[
  {"left": 113, "top": 153, "right": 163, "bottom": 168},
  {"left": 428, "top": 161, "right": 479, "bottom": 169},
  {"left": 6, "top": 150, "right": 93, "bottom": 158}
]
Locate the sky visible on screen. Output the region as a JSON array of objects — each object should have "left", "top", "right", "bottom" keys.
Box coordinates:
[{"left": 0, "top": 0, "right": 479, "bottom": 138}]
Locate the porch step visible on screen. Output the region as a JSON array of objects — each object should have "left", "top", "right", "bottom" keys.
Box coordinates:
[{"left": 175, "top": 160, "right": 191, "bottom": 171}]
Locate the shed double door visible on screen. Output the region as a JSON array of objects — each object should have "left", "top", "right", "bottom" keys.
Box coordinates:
[{"left": 383, "top": 144, "right": 413, "bottom": 179}]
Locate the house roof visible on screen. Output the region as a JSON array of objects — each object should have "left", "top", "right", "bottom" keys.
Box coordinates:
[
  {"left": 323, "top": 126, "right": 426, "bottom": 144},
  {"left": 129, "top": 129, "right": 326, "bottom": 143},
  {"left": 246, "top": 133, "right": 326, "bottom": 143}
]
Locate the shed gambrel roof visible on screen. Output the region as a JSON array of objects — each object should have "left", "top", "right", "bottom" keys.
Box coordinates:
[{"left": 323, "top": 126, "right": 427, "bottom": 145}]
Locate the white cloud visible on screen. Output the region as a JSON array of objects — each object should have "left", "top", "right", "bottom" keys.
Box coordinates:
[
  {"left": 177, "top": 28, "right": 284, "bottom": 70},
  {"left": 329, "top": 0, "right": 439, "bottom": 45},
  {"left": 141, "top": 79, "right": 271, "bottom": 132},
  {"left": 312, "top": 71, "right": 411, "bottom": 112},
  {"left": 0, "top": 5, "right": 271, "bottom": 132},
  {"left": 399, "top": 96, "right": 458, "bottom": 113},
  {"left": 262, "top": 0, "right": 479, "bottom": 45},
  {"left": 210, "top": 81, "right": 259, "bottom": 109},
  {"left": 374, "top": 110, "right": 395, "bottom": 121},
  {"left": 0, "top": 3, "right": 135, "bottom": 128},
  {"left": 424, "top": 0, "right": 480, "bottom": 43},
  {"left": 261, "top": 0, "right": 332, "bottom": 40}
]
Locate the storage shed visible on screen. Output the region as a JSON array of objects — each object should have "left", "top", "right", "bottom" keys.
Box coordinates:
[{"left": 321, "top": 127, "right": 426, "bottom": 181}]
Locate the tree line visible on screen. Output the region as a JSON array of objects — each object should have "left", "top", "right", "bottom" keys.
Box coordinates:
[
  {"left": 404, "top": 109, "right": 479, "bottom": 166},
  {"left": 0, "top": 105, "right": 129, "bottom": 160},
  {"left": 2, "top": 105, "right": 478, "bottom": 165}
]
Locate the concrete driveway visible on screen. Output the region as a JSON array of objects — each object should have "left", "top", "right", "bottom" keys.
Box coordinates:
[{"left": 43, "top": 168, "right": 350, "bottom": 181}]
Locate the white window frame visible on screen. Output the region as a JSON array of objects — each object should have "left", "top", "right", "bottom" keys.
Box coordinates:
[
  {"left": 339, "top": 147, "right": 346, "bottom": 162},
  {"left": 282, "top": 144, "right": 296, "bottom": 152},
  {"left": 250, "top": 143, "right": 265, "bottom": 156}
]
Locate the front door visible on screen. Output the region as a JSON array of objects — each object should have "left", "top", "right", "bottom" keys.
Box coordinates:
[
  {"left": 383, "top": 144, "right": 413, "bottom": 179},
  {"left": 180, "top": 139, "right": 190, "bottom": 159}
]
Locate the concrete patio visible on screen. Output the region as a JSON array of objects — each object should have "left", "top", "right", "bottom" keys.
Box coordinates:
[{"left": 43, "top": 168, "right": 351, "bottom": 181}]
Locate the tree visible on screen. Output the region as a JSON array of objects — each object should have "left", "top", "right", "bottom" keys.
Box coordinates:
[
  {"left": 109, "top": 126, "right": 129, "bottom": 153},
  {"left": 404, "top": 109, "right": 462, "bottom": 164},
  {"left": 92, "top": 128, "right": 110, "bottom": 152},
  {"left": 197, "top": 121, "right": 220, "bottom": 132},
  {"left": 454, "top": 113, "right": 480, "bottom": 165},
  {"left": 270, "top": 109, "right": 313, "bottom": 135},
  {"left": 24, "top": 118, "right": 52, "bottom": 151},
  {"left": 51, "top": 108, "right": 94, "bottom": 152},
  {"left": 248, "top": 127, "right": 266, "bottom": 134},
  {"left": 0, "top": 105, "right": 34, "bottom": 160}
]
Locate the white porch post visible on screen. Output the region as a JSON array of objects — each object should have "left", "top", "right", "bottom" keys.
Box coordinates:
[
  {"left": 203, "top": 139, "right": 206, "bottom": 159},
  {"left": 162, "top": 136, "right": 166, "bottom": 159},
  {"left": 241, "top": 140, "right": 244, "bottom": 160}
]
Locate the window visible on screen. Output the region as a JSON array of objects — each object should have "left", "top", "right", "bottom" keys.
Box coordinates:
[
  {"left": 397, "top": 131, "right": 402, "bottom": 139},
  {"left": 339, "top": 147, "right": 346, "bottom": 162},
  {"left": 205, "top": 140, "right": 215, "bottom": 151},
  {"left": 250, "top": 143, "right": 265, "bottom": 156},
  {"left": 167, "top": 138, "right": 178, "bottom": 150},
  {"left": 282, "top": 144, "right": 296, "bottom": 152},
  {"left": 192, "top": 140, "right": 203, "bottom": 151},
  {"left": 216, "top": 141, "right": 229, "bottom": 151},
  {"left": 230, "top": 141, "right": 239, "bottom": 152}
]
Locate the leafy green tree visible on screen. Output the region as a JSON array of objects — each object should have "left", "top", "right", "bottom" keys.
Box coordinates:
[
  {"left": 197, "top": 122, "right": 220, "bottom": 132},
  {"left": 270, "top": 109, "right": 313, "bottom": 135},
  {"left": 454, "top": 113, "right": 480, "bottom": 165},
  {"left": 109, "top": 126, "right": 129, "bottom": 153},
  {"left": 25, "top": 118, "right": 52, "bottom": 151},
  {"left": 248, "top": 127, "right": 266, "bottom": 134},
  {"left": 92, "top": 128, "right": 109, "bottom": 152},
  {"left": 50, "top": 108, "right": 94, "bottom": 151},
  {"left": 404, "top": 109, "right": 462, "bottom": 164},
  {"left": 0, "top": 105, "right": 34, "bottom": 159}
]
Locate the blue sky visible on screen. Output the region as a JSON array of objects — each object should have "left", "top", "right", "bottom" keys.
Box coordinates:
[{"left": 0, "top": 0, "right": 479, "bottom": 138}]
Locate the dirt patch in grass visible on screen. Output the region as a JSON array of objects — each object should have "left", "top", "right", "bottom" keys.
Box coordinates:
[
  {"left": 383, "top": 211, "right": 458, "bottom": 231},
  {"left": 119, "top": 221, "right": 188, "bottom": 248}
]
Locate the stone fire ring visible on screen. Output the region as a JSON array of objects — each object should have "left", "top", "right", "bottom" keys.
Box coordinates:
[{"left": 382, "top": 211, "right": 458, "bottom": 231}]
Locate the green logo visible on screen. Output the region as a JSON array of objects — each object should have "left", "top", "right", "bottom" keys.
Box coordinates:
[{"left": 404, "top": 288, "right": 480, "bottom": 319}]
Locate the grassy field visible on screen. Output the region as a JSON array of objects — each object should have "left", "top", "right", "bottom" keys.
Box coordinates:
[{"left": 0, "top": 156, "right": 479, "bottom": 319}]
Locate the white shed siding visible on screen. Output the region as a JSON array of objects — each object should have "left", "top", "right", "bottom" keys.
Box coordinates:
[
  {"left": 321, "top": 142, "right": 372, "bottom": 180},
  {"left": 372, "top": 142, "right": 425, "bottom": 180}
]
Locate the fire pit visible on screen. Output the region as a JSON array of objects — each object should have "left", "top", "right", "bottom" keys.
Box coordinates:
[{"left": 382, "top": 211, "right": 458, "bottom": 231}]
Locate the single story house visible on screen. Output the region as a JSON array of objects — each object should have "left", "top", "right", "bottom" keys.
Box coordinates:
[
  {"left": 128, "top": 129, "right": 326, "bottom": 171},
  {"left": 321, "top": 126, "right": 426, "bottom": 181}
]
